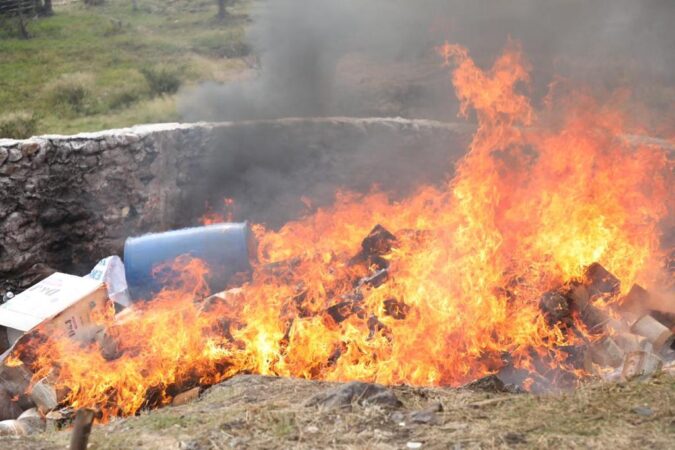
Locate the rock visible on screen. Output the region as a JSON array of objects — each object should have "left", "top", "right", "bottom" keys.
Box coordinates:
[
  {"left": 0, "top": 147, "right": 8, "bottom": 166},
  {"left": 171, "top": 387, "right": 200, "bottom": 407},
  {"left": 3, "top": 211, "right": 29, "bottom": 234},
  {"left": 80, "top": 155, "right": 99, "bottom": 169},
  {"left": 463, "top": 374, "right": 523, "bottom": 393},
  {"left": 631, "top": 406, "right": 654, "bottom": 417},
  {"left": 8, "top": 148, "right": 22, "bottom": 163},
  {"left": 39, "top": 207, "right": 69, "bottom": 226},
  {"left": 304, "top": 425, "right": 319, "bottom": 434},
  {"left": 81, "top": 141, "right": 101, "bottom": 155},
  {"left": 503, "top": 432, "right": 527, "bottom": 445},
  {"left": 306, "top": 381, "right": 402, "bottom": 409},
  {"left": 19, "top": 142, "right": 40, "bottom": 158},
  {"left": 409, "top": 402, "right": 442, "bottom": 425}
]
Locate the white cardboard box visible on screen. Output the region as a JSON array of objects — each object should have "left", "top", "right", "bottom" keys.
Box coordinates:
[{"left": 0, "top": 273, "right": 109, "bottom": 346}]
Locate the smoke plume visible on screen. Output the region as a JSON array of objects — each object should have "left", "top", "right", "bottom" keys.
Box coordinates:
[{"left": 179, "top": 0, "right": 675, "bottom": 123}]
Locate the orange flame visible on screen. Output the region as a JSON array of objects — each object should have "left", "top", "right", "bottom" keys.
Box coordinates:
[
  {"left": 14, "top": 42, "right": 673, "bottom": 419},
  {"left": 201, "top": 198, "right": 236, "bottom": 225}
]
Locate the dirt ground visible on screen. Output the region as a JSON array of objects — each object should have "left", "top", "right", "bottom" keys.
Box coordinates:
[{"left": 3, "top": 373, "right": 673, "bottom": 450}]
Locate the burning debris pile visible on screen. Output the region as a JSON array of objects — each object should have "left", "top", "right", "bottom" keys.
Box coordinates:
[{"left": 0, "top": 41, "right": 673, "bottom": 434}]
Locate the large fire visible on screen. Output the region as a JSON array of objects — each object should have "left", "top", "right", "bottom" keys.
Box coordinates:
[{"left": 12, "top": 42, "right": 673, "bottom": 420}]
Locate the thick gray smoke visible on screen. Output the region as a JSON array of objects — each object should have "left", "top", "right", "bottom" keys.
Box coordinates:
[{"left": 179, "top": 0, "right": 675, "bottom": 122}]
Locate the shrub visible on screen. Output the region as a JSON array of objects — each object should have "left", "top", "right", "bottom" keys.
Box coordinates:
[
  {"left": 106, "top": 73, "right": 149, "bottom": 110},
  {"left": 193, "top": 30, "right": 251, "bottom": 58},
  {"left": 44, "top": 72, "right": 96, "bottom": 115},
  {"left": 0, "top": 112, "right": 38, "bottom": 139},
  {"left": 140, "top": 67, "right": 182, "bottom": 97}
]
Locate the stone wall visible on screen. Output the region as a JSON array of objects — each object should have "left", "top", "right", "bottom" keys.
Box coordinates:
[{"left": 0, "top": 118, "right": 473, "bottom": 294}]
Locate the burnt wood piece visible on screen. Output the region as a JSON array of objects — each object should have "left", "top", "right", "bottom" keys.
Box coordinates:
[
  {"left": 361, "top": 225, "right": 397, "bottom": 257},
  {"left": 539, "top": 291, "right": 571, "bottom": 326},
  {"left": 326, "top": 299, "right": 364, "bottom": 324},
  {"left": 583, "top": 263, "right": 620, "bottom": 299},
  {"left": 566, "top": 284, "right": 611, "bottom": 333},
  {"left": 358, "top": 268, "right": 389, "bottom": 288},
  {"left": 383, "top": 298, "right": 410, "bottom": 320},
  {"left": 349, "top": 225, "right": 397, "bottom": 270},
  {"left": 69, "top": 408, "right": 95, "bottom": 450},
  {"left": 367, "top": 315, "right": 391, "bottom": 340}
]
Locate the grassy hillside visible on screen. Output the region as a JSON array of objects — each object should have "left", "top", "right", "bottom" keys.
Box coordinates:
[{"left": 0, "top": 0, "right": 251, "bottom": 137}]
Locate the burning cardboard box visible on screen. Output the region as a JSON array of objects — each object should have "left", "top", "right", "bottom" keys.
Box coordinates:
[{"left": 0, "top": 273, "right": 109, "bottom": 355}]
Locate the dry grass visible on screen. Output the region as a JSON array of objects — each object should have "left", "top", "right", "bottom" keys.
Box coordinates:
[{"left": 4, "top": 373, "right": 673, "bottom": 449}]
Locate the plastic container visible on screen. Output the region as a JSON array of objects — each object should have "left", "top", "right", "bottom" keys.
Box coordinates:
[{"left": 124, "top": 223, "right": 255, "bottom": 301}]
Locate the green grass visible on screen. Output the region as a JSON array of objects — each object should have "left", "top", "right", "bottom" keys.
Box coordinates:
[{"left": 0, "top": 0, "right": 251, "bottom": 137}]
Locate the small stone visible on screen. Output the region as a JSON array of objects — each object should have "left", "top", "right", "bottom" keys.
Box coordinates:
[
  {"left": 3, "top": 211, "right": 28, "bottom": 233},
  {"left": 0, "top": 147, "right": 8, "bottom": 165},
  {"left": 464, "top": 374, "right": 523, "bottom": 393},
  {"left": 304, "top": 425, "right": 319, "bottom": 434},
  {"left": 8, "top": 148, "right": 22, "bottom": 162},
  {"left": 39, "top": 208, "right": 68, "bottom": 226},
  {"left": 80, "top": 155, "right": 98, "bottom": 168},
  {"left": 632, "top": 406, "right": 654, "bottom": 417},
  {"left": 122, "top": 133, "right": 141, "bottom": 144},
  {"left": 82, "top": 141, "right": 101, "bottom": 155},
  {"left": 409, "top": 402, "right": 442, "bottom": 425},
  {"left": 406, "top": 442, "right": 423, "bottom": 449},
  {"left": 305, "top": 381, "right": 402, "bottom": 410},
  {"left": 503, "top": 432, "right": 527, "bottom": 444},
  {"left": 409, "top": 410, "right": 436, "bottom": 425},
  {"left": 105, "top": 135, "right": 120, "bottom": 149},
  {"left": 19, "top": 142, "right": 39, "bottom": 158}
]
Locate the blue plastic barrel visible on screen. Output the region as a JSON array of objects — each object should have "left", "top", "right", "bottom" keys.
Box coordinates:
[{"left": 123, "top": 222, "right": 255, "bottom": 301}]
